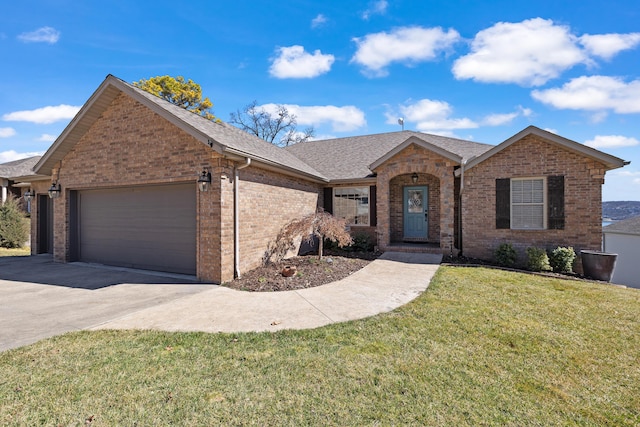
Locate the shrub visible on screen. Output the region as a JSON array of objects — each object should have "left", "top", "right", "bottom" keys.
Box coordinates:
[
  {"left": 0, "top": 196, "right": 29, "bottom": 248},
  {"left": 549, "top": 246, "right": 576, "bottom": 273},
  {"left": 494, "top": 243, "right": 517, "bottom": 267},
  {"left": 344, "top": 232, "right": 374, "bottom": 252},
  {"left": 264, "top": 209, "right": 353, "bottom": 263},
  {"left": 526, "top": 247, "right": 552, "bottom": 272}
]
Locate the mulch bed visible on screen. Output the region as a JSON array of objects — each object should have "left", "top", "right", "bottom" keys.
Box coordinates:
[{"left": 224, "top": 251, "right": 380, "bottom": 292}]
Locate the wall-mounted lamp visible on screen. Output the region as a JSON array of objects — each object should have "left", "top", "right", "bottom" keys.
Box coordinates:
[
  {"left": 411, "top": 172, "right": 419, "bottom": 184},
  {"left": 197, "top": 169, "right": 212, "bottom": 192},
  {"left": 23, "top": 190, "right": 32, "bottom": 202},
  {"left": 48, "top": 182, "right": 61, "bottom": 199}
]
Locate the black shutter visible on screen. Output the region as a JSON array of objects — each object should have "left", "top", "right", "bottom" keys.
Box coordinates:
[
  {"left": 496, "top": 178, "right": 510, "bottom": 229},
  {"left": 323, "top": 187, "right": 333, "bottom": 214},
  {"left": 548, "top": 176, "right": 565, "bottom": 230},
  {"left": 369, "top": 185, "right": 377, "bottom": 227}
]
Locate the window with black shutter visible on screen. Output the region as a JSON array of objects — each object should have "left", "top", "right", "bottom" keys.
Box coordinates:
[{"left": 494, "top": 176, "right": 565, "bottom": 230}]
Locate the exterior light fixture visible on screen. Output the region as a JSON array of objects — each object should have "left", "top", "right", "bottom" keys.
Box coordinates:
[
  {"left": 411, "top": 172, "right": 419, "bottom": 184},
  {"left": 23, "top": 190, "right": 32, "bottom": 202},
  {"left": 48, "top": 182, "right": 61, "bottom": 199},
  {"left": 197, "top": 170, "right": 212, "bottom": 192}
]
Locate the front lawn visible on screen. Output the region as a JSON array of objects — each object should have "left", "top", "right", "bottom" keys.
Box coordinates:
[
  {"left": 0, "top": 247, "right": 30, "bottom": 257},
  {"left": 1, "top": 267, "right": 638, "bottom": 425}
]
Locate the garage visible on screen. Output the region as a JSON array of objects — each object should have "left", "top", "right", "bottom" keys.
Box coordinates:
[{"left": 75, "top": 183, "right": 196, "bottom": 275}]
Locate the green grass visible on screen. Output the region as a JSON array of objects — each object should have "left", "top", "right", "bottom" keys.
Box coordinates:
[
  {"left": 1, "top": 267, "right": 639, "bottom": 426},
  {"left": 0, "top": 246, "right": 30, "bottom": 257}
]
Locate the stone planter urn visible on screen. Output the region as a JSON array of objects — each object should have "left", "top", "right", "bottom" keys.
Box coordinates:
[{"left": 580, "top": 250, "right": 618, "bottom": 282}]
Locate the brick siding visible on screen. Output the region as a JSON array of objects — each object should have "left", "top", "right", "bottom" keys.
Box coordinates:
[
  {"left": 374, "top": 143, "right": 456, "bottom": 253},
  {"left": 32, "top": 93, "right": 321, "bottom": 282},
  {"left": 462, "top": 134, "right": 607, "bottom": 270}
]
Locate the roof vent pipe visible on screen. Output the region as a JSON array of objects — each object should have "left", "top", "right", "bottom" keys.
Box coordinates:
[{"left": 234, "top": 157, "right": 251, "bottom": 279}]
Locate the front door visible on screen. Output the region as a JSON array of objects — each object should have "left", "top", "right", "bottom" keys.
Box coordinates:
[{"left": 403, "top": 186, "right": 428, "bottom": 239}]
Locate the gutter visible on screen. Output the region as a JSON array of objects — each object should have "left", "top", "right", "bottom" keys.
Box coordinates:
[{"left": 234, "top": 157, "right": 251, "bottom": 278}]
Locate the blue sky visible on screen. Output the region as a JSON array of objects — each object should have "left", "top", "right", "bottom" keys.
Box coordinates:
[{"left": 1, "top": 0, "right": 639, "bottom": 200}]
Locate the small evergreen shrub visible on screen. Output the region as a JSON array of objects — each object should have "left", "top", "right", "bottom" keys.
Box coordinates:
[
  {"left": 526, "top": 247, "right": 552, "bottom": 272},
  {"left": 494, "top": 243, "right": 517, "bottom": 267},
  {"left": 345, "top": 232, "right": 374, "bottom": 252},
  {"left": 0, "top": 196, "right": 28, "bottom": 248},
  {"left": 549, "top": 246, "right": 576, "bottom": 273}
]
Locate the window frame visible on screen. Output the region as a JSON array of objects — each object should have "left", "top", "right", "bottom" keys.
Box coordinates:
[
  {"left": 510, "top": 177, "right": 547, "bottom": 230},
  {"left": 332, "top": 186, "right": 370, "bottom": 227}
]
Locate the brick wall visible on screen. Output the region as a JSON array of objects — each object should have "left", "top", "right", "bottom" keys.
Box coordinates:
[
  {"left": 235, "top": 167, "right": 321, "bottom": 281},
  {"left": 374, "top": 143, "right": 456, "bottom": 253},
  {"left": 41, "top": 93, "right": 228, "bottom": 282},
  {"left": 462, "top": 134, "right": 607, "bottom": 269},
  {"left": 34, "top": 92, "right": 322, "bottom": 283}
]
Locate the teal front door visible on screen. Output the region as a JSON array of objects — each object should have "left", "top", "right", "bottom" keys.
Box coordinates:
[{"left": 403, "top": 186, "right": 428, "bottom": 239}]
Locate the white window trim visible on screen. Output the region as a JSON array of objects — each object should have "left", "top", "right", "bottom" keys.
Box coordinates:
[
  {"left": 333, "top": 186, "right": 370, "bottom": 227},
  {"left": 510, "top": 177, "right": 547, "bottom": 230}
]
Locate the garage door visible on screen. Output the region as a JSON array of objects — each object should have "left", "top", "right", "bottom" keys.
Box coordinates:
[{"left": 78, "top": 184, "right": 196, "bottom": 275}]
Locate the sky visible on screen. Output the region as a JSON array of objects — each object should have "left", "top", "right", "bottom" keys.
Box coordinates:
[{"left": 1, "top": 0, "right": 639, "bottom": 201}]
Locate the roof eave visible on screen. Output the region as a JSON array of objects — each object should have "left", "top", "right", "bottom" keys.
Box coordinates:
[
  {"left": 34, "top": 75, "right": 227, "bottom": 176},
  {"left": 464, "top": 126, "right": 628, "bottom": 172},
  {"left": 369, "top": 135, "right": 462, "bottom": 170},
  {"left": 222, "top": 146, "right": 328, "bottom": 183}
]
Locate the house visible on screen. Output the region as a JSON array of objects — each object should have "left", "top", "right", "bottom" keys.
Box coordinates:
[
  {"left": 0, "top": 156, "right": 43, "bottom": 204},
  {"left": 603, "top": 216, "right": 640, "bottom": 288},
  {"left": 24, "top": 75, "right": 628, "bottom": 282}
]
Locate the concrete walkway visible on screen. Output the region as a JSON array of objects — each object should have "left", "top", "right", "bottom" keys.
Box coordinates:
[{"left": 94, "top": 252, "right": 442, "bottom": 333}]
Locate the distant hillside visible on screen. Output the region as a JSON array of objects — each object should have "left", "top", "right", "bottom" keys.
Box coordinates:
[{"left": 603, "top": 201, "right": 640, "bottom": 220}]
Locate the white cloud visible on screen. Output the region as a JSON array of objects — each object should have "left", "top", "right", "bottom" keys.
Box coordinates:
[
  {"left": 17, "top": 26, "right": 60, "bottom": 44},
  {"left": 269, "top": 45, "right": 335, "bottom": 79},
  {"left": 611, "top": 170, "right": 640, "bottom": 185},
  {"left": 584, "top": 135, "right": 639, "bottom": 149},
  {"left": 531, "top": 75, "right": 640, "bottom": 113},
  {"left": 311, "top": 14, "right": 327, "bottom": 28},
  {"left": 0, "top": 150, "right": 44, "bottom": 163},
  {"left": 579, "top": 33, "right": 640, "bottom": 60},
  {"left": 261, "top": 103, "right": 366, "bottom": 132},
  {"left": 387, "top": 99, "right": 478, "bottom": 134},
  {"left": 362, "top": 0, "right": 388, "bottom": 20},
  {"left": 482, "top": 105, "right": 533, "bottom": 126},
  {"left": 351, "top": 26, "right": 460, "bottom": 77},
  {"left": 0, "top": 127, "right": 16, "bottom": 138},
  {"left": 38, "top": 133, "right": 57, "bottom": 142},
  {"left": 544, "top": 128, "right": 558, "bottom": 134},
  {"left": 453, "top": 18, "right": 587, "bottom": 86},
  {"left": 2, "top": 104, "right": 81, "bottom": 124},
  {"left": 482, "top": 112, "right": 518, "bottom": 126}
]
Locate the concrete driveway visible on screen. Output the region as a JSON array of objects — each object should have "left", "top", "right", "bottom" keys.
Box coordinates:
[
  {"left": 1, "top": 252, "right": 441, "bottom": 353},
  {"left": 0, "top": 255, "right": 215, "bottom": 352}
]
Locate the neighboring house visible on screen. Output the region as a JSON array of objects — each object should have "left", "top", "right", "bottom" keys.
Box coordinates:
[
  {"left": 603, "top": 216, "right": 640, "bottom": 289},
  {"left": 0, "top": 156, "right": 45, "bottom": 210},
  {"left": 23, "top": 75, "right": 628, "bottom": 282}
]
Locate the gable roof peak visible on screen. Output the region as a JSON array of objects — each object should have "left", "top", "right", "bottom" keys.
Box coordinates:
[{"left": 34, "top": 74, "right": 327, "bottom": 181}]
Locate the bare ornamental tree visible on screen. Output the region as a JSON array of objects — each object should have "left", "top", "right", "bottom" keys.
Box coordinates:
[{"left": 229, "top": 101, "right": 315, "bottom": 146}]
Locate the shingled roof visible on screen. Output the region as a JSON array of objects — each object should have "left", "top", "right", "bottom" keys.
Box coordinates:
[
  {"left": 285, "top": 131, "right": 493, "bottom": 181},
  {"left": 604, "top": 216, "right": 640, "bottom": 236},
  {"left": 35, "top": 75, "right": 326, "bottom": 181},
  {"left": 0, "top": 156, "right": 42, "bottom": 179}
]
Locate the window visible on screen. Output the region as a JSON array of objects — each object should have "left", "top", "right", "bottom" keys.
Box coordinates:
[
  {"left": 511, "top": 178, "right": 545, "bottom": 229},
  {"left": 333, "top": 187, "right": 369, "bottom": 226},
  {"left": 496, "top": 176, "right": 564, "bottom": 230}
]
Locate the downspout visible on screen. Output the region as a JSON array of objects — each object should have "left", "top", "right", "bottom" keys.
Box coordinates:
[
  {"left": 458, "top": 156, "right": 476, "bottom": 255},
  {"left": 234, "top": 157, "right": 251, "bottom": 278}
]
